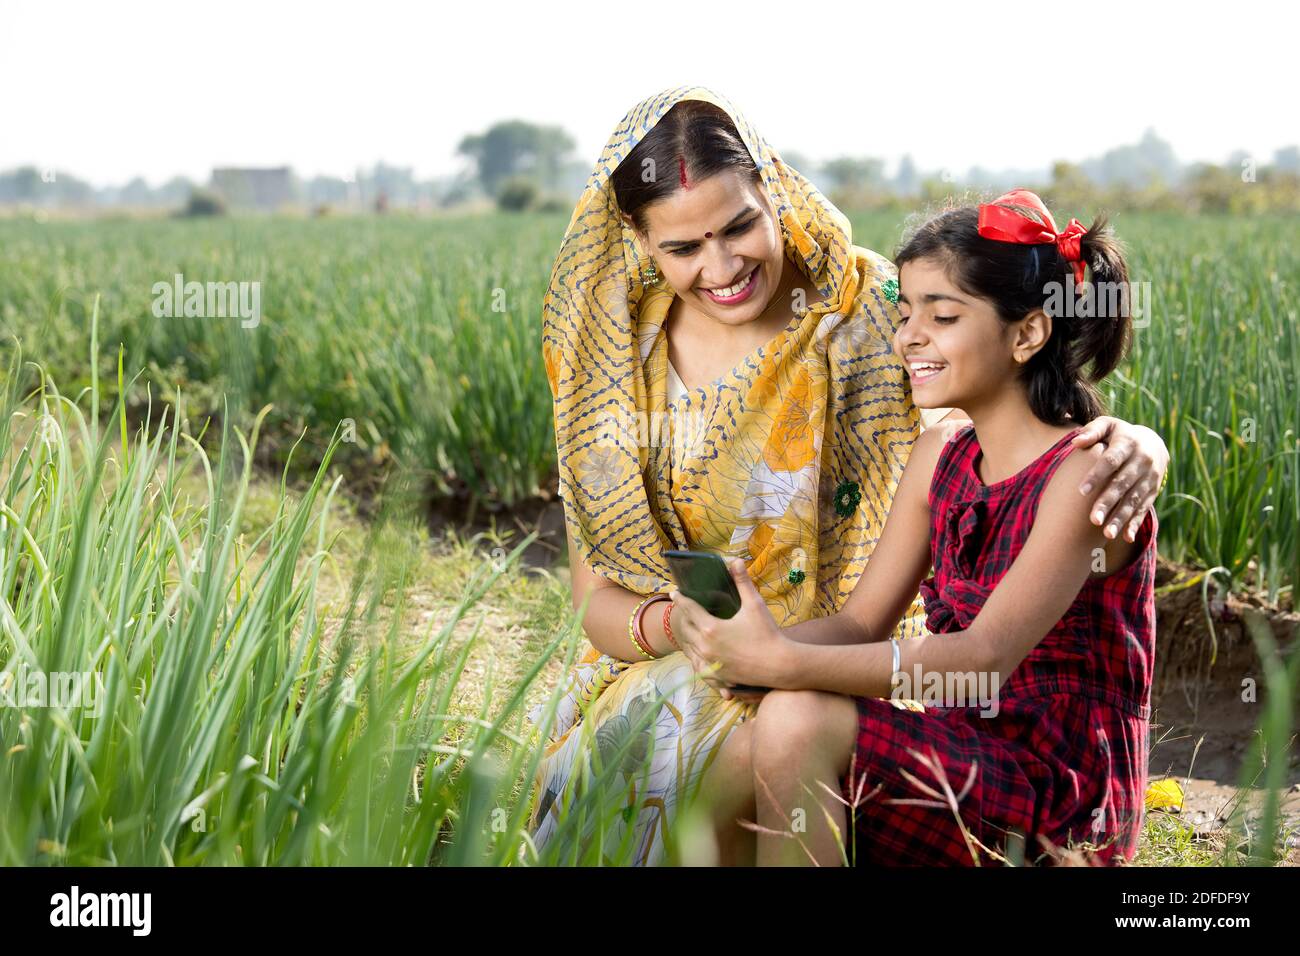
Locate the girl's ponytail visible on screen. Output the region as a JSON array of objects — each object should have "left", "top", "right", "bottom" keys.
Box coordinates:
[
  {"left": 1073, "top": 213, "right": 1131, "bottom": 381},
  {"left": 1042, "top": 213, "right": 1134, "bottom": 424}
]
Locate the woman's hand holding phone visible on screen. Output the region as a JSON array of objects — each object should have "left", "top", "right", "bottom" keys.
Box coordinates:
[{"left": 668, "top": 555, "right": 793, "bottom": 700}]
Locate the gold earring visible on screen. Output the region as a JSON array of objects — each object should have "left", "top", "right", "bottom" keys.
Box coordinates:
[{"left": 642, "top": 258, "right": 660, "bottom": 287}]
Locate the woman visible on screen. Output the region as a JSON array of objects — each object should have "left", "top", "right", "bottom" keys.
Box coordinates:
[{"left": 525, "top": 86, "right": 1167, "bottom": 866}]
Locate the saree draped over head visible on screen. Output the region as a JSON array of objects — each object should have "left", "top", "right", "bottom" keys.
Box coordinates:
[{"left": 525, "top": 86, "right": 928, "bottom": 865}]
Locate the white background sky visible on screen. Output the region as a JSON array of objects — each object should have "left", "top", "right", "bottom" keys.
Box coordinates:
[{"left": 2, "top": 0, "right": 1295, "bottom": 187}]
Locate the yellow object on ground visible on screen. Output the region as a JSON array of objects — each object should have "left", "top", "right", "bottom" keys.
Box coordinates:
[{"left": 1144, "top": 777, "right": 1185, "bottom": 812}]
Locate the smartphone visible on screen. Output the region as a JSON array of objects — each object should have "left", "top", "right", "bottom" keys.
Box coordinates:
[
  {"left": 665, "top": 550, "right": 741, "bottom": 618},
  {"left": 664, "top": 550, "right": 768, "bottom": 695}
]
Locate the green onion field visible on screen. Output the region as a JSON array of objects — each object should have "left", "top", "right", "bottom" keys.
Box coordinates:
[{"left": 0, "top": 211, "right": 1295, "bottom": 865}]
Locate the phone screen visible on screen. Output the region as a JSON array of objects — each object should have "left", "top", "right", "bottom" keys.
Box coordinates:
[{"left": 664, "top": 550, "right": 742, "bottom": 620}]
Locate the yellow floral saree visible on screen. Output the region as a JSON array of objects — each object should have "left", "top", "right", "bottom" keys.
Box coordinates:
[{"left": 525, "top": 86, "right": 929, "bottom": 865}]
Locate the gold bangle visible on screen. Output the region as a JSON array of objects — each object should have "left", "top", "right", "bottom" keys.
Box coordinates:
[
  {"left": 628, "top": 594, "right": 663, "bottom": 660},
  {"left": 638, "top": 593, "right": 671, "bottom": 647}
]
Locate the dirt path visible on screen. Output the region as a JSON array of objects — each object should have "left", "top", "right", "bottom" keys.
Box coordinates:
[
  {"left": 1146, "top": 562, "right": 1300, "bottom": 856},
  {"left": 1152, "top": 679, "right": 1300, "bottom": 852}
]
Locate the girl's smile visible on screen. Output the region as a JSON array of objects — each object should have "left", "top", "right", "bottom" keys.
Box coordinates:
[{"left": 905, "top": 359, "right": 948, "bottom": 386}]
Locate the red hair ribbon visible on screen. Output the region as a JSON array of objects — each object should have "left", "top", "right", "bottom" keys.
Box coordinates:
[{"left": 977, "top": 188, "right": 1087, "bottom": 285}]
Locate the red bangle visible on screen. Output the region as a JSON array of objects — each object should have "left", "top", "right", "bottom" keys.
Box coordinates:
[
  {"left": 634, "top": 593, "right": 670, "bottom": 658},
  {"left": 662, "top": 601, "right": 679, "bottom": 651}
]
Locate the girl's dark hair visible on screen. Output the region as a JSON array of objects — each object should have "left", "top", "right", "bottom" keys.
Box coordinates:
[
  {"left": 610, "top": 100, "right": 760, "bottom": 231},
  {"left": 895, "top": 201, "right": 1132, "bottom": 426}
]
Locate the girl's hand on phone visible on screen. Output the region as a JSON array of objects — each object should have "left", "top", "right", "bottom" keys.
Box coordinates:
[{"left": 669, "top": 558, "right": 791, "bottom": 699}]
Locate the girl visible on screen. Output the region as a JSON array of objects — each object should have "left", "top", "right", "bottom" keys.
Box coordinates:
[{"left": 669, "top": 188, "right": 1158, "bottom": 866}]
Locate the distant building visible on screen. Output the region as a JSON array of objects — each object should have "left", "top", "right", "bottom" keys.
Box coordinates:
[{"left": 210, "top": 167, "right": 295, "bottom": 210}]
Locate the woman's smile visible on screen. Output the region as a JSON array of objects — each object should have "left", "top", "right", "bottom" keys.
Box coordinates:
[{"left": 700, "top": 264, "right": 760, "bottom": 305}]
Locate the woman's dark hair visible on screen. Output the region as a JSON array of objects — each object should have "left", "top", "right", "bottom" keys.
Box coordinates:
[
  {"left": 610, "top": 100, "right": 760, "bottom": 231},
  {"left": 895, "top": 201, "right": 1132, "bottom": 426}
]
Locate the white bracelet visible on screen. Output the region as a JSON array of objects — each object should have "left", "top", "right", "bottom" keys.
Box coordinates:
[{"left": 889, "top": 637, "right": 902, "bottom": 690}]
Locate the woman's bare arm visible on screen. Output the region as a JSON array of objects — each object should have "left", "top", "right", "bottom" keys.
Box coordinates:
[{"left": 567, "top": 535, "right": 676, "bottom": 661}]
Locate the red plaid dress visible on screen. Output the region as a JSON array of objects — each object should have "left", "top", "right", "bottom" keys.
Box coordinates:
[{"left": 839, "top": 424, "right": 1157, "bottom": 866}]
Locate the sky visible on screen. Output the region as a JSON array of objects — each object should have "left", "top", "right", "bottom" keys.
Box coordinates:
[{"left": 2, "top": 0, "right": 1296, "bottom": 187}]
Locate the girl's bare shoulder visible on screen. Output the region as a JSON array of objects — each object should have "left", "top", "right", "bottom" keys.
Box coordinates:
[
  {"left": 903, "top": 419, "right": 966, "bottom": 489},
  {"left": 1048, "top": 442, "right": 1144, "bottom": 575}
]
